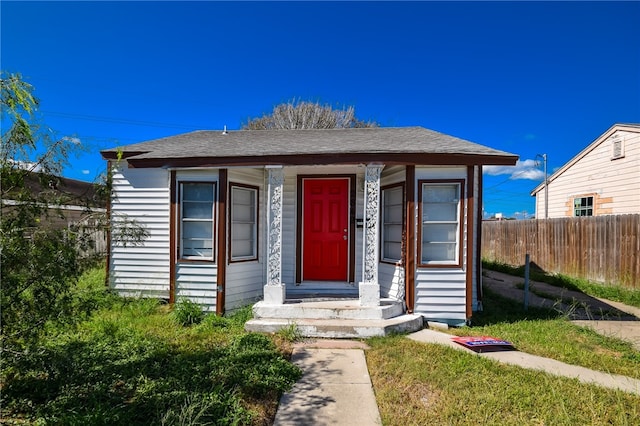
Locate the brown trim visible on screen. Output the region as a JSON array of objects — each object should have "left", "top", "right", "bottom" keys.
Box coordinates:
[
  {"left": 475, "top": 166, "right": 483, "bottom": 307},
  {"left": 228, "top": 182, "right": 259, "bottom": 263},
  {"left": 296, "top": 174, "right": 356, "bottom": 283},
  {"left": 405, "top": 166, "right": 416, "bottom": 313},
  {"left": 379, "top": 182, "right": 405, "bottom": 265},
  {"left": 104, "top": 160, "right": 112, "bottom": 288},
  {"left": 101, "top": 151, "right": 151, "bottom": 160},
  {"left": 465, "top": 166, "right": 475, "bottom": 319},
  {"left": 176, "top": 181, "right": 217, "bottom": 262},
  {"left": 417, "top": 179, "right": 466, "bottom": 269},
  {"left": 216, "top": 169, "right": 228, "bottom": 316},
  {"left": 127, "top": 153, "right": 518, "bottom": 169},
  {"left": 169, "top": 171, "right": 177, "bottom": 304}
]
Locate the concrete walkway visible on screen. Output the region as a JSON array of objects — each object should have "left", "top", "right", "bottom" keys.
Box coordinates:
[
  {"left": 274, "top": 340, "right": 381, "bottom": 426},
  {"left": 409, "top": 328, "right": 640, "bottom": 395},
  {"left": 274, "top": 275, "right": 640, "bottom": 423}
]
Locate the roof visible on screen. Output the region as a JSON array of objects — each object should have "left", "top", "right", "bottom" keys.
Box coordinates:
[
  {"left": 101, "top": 126, "right": 518, "bottom": 168},
  {"left": 530, "top": 123, "right": 640, "bottom": 195}
]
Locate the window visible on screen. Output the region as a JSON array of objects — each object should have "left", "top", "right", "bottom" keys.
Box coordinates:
[
  {"left": 230, "top": 184, "right": 258, "bottom": 261},
  {"left": 418, "top": 180, "right": 463, "bottom": 266},
  {"left": 574, "top": 196, "right": 593, "bottom": 216},
  {"left": 381, "top": 184, "right": 404, "bottom": 263},
  {"left": 180, "top": 182, "right": 216, "bottom": 260}
]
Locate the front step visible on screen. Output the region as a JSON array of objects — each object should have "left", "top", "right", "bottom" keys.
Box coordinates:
[
  {"left": 245, "top": 314, "right": 425, "bottom": 339},
  {"left": 252, "top": 298, "right": 404, "bottom": 320}
]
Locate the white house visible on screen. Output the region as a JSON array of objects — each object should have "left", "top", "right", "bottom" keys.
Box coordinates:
[
  {"left": 531, "top": 123, "right": 640, "bottom": 218},
  {"left": 101, "top": 127, "right": 517, "bottom": 331}
]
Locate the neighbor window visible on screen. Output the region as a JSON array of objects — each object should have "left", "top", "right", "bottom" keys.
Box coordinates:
[
  {"left": 230, "top": 184, "right": 258, "bottom": 261},
  {"left": 574, "top": 196, "right": 593, "bottom": 216},
  {"left": 381, "top": 184, "right": 404, "bottom": 263},
  {"left": 180, "top": 182, "right": 216, "bottom": 260},
  {"left": 418, "top": 180, "right": 463, "bottom": 266}
]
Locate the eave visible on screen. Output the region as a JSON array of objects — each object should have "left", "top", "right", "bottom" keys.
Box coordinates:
[{"left": 122, "top": 152, "right": 518, "bottom": 169}]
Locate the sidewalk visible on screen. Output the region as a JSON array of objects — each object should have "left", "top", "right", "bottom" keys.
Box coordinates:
[{"left": 273, "top": 340, "right": 382, "bottom": 426}]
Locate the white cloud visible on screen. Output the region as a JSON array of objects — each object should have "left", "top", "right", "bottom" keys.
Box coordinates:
[
  {"left": 63, "top": 136, "right": 82, "bottom": 145},
  {"left": 9, "top": 159, "right": 42, "bottom": 172},
  {"left": 82, "top": 170, "right": 90, "bottom": 175},
  {"left": 484, "top": 159, "right": 544, "bottom": 180}
]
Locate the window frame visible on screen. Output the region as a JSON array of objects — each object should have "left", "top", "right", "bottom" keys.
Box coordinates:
[
  {"left": 380, "top": 182, "right": 405, "bottom": 265},
  {"left": 417, "top": 179, "right": 465, "bottom": 268},
  {"left": 178, "top": 181, "right": 217, "bottom": 262},
  {"left": 229, "top": 182, "right": 259, "bottom": 263},
  {"left": 573, "top": 196, "right": 594, "bottom": 217}
]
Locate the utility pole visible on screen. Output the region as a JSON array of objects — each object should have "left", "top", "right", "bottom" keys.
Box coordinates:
[{"left": 536, "top": 154, "right": 548, "bottom": 219}]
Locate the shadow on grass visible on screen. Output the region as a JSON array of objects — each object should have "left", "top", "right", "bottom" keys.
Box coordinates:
[
  {"left": 2, "top": 331, "right": 301, "bottom": 425},
  {"left": 472, "top": 286, "right": 563, "bottom": 327}
]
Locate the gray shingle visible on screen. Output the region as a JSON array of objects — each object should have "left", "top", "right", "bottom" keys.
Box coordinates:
[{"left": 101, "top": 126, "right": 516, "bottom": 160}]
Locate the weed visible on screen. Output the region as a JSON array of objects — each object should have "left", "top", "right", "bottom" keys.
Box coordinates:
[
  {"left": 172, "top": 298, "right": 205, "bottom": 326},
  {"left": 275, "top": 322, "right": 301, "bottom": 343}
]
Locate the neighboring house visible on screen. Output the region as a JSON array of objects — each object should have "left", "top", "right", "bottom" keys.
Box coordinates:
[
  {"left": 2, "top": 172, "right": 104, "bottom": 228},
  {"left": 531, "top": 123, "right": 640, "bottom": 218},
  {"left": 101, "top": 126, "right": 517, "bottom": 326}
]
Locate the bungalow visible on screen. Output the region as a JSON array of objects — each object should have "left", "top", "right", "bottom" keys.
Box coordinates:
[{"left": 101, "top": 127, "right": 517, "bottom": 330}]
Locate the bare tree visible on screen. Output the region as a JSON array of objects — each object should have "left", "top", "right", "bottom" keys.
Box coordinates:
[{"left": 242, "top": 99, "right": 378, "bottom": 130}]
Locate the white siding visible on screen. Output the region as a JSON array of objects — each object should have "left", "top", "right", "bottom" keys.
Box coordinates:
[
  {"left": 379, "top": 165, "right": 407, "bottom": 299},
  {"left": 414, "top": 269, "right": 467, "bottom": 323},
  {"left": 414, "top": 167, "right": 468, "bottom": 323},
  {"left": 110, "top": 163, "right": 170, "bottom": 299},
  {"left": 536, "top": 127, "right": 640, "bottom": 218},
  {"left": 174, "top": 169, "right": 220, "bottom": 310},
  {"left": 225, "top": 168, "right": 265, "bottom": 310},
  {"left": 175, "top": 263, "right": 217, "bottom": 312}
]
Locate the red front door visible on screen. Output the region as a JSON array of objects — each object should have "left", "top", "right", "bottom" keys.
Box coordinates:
[{"left": 303, "top": 178, "right": 349, "bottom": 281}]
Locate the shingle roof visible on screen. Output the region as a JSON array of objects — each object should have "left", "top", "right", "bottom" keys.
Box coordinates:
[{"left": 101, "top": 126, "right": 517, "bottom": 166}]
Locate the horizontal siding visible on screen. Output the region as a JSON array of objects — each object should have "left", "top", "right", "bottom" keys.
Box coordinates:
[
  {"left": 543, "top": 129, "right": 640, "bottom": 217},
  {"left": 175, "top": 263, "right": 217, "bottom": 312},
  {"left": 226, "top": 169, "right": 265, "bottom": 310},
  {"left": 109, "top": 165, "right": 170, "bottom": 300},
  {"left": 414, "top": 268, "right": 467, "bottom": 323},
  {"left": 378, "top": 262, "right": 404, "bottom": 300}
]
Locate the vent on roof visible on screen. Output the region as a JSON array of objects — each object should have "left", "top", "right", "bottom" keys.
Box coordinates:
[
  {"left": 222, "top": 125, "right": 228, "bottom": 135},
  {"left": 611, "top": 134, "right": 624, "bottom": 160}
]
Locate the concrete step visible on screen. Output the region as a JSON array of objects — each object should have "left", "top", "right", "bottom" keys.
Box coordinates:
[
  {"left": 245, "top": 314, "right": 425, "bottom": 339},
  {"left": 252, "top": 298, "right": 404, "bottom": 320}
]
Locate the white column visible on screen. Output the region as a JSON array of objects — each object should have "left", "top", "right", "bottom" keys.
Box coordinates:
[
  {"left": 264, "top": 166, "right": 286, "bottom": 304},
  {"left": 360, "top": 164, "right": 384, "bottom": 306}
]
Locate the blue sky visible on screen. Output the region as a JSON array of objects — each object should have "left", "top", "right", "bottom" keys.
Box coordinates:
[{"left": 2, "top": 1, "right": 639, "bottom": 218}]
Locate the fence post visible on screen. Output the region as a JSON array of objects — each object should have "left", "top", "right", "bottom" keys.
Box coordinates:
[{"left": 524, "top": 253, "right": 530, "bottom": 310}]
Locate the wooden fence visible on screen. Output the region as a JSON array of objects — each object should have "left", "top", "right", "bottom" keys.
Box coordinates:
[{"left": 482, "top": 214, "right": 640, "bottom": 289}]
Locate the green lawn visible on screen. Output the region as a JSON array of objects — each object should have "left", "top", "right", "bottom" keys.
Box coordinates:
[
  {"left": 366, "top": 282, "right": 640, "bottom": 425},
  {"left": 1, "top": 266, "right": 301, "bottom": 425}
]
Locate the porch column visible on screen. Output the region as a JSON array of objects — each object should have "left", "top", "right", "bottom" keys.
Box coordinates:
[
  {"left": 360, "top": 164, "right": 384, "bottom": 306},
  {"left": 264, "top": 166, "right": 286, "bottom": 304}
]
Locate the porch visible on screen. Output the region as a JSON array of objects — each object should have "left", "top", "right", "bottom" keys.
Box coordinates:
[{"left": 245, "top": 297, "right": 424, "bottom": 338}]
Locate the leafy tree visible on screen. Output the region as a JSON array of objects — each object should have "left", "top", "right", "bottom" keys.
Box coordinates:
[
  {"left": 0, "top": 72, "right": 144, "bottom": 369},
  {"left": 242, "top": 99, "right": 378, "bottom": 130}
]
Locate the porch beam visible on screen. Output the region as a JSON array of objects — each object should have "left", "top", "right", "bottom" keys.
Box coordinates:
[
  {"left": 264, "top": 166, "right": 286, "bottom": 304},
  {"left": 360, "top": 164, "right": 384, "bottom": 306}
]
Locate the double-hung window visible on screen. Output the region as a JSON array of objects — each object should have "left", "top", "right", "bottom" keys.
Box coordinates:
[
  {"left": 230, "top": 183, "right": 258, "bottom": 262},
  {"left": 574, "top": 196, "right": 593, "bottom": 216},
  {"left": 180, "top": 182, "right": 216, "bottom": 260},
  {"left": 381, "top": 184, "right": 404, "bottom": 263},
  {"left": 418, "top": 180, "right": 464, "bottom": 267}
]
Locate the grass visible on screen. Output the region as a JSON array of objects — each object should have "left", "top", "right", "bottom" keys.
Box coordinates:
[
  {"left": 367, "top": 281, "right": 640, "bottom": 425},
  {"left": 1, "top": 266, "right": 301, "bottom": 425},
  {"left": 366, "top": 336, "right": 640, "bottom": 426},
  {"left": 482, "top": 259, "right": 640, "bottom": 308}
]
